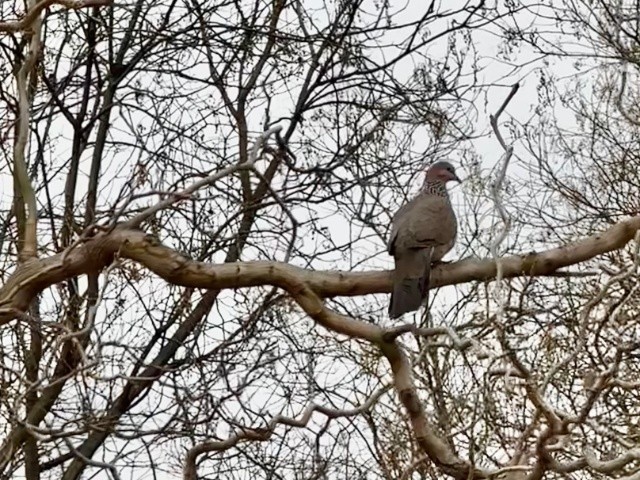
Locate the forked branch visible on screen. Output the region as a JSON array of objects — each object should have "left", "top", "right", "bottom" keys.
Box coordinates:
[{"left": 183, "top": 386, "right": 391, "bottom": 480}]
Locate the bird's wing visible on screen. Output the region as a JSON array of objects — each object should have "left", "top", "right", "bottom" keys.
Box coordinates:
[
  {"left": 389, "top": 194, "right": 455, "bottom": 253},
  {"left": 387, "top": 199, "right": 415, "bottom": 255},
  {"left": 413, "top": 198, "right": 457, "bottom": 256}
]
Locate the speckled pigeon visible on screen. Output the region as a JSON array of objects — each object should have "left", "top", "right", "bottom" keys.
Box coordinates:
[{"left": 387, "top": 161, "right": 460, "bottom": 319}]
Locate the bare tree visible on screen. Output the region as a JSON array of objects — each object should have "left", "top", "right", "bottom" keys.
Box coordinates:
[{"left": 1, "top": 1, "right": 640, "bottom": 479}]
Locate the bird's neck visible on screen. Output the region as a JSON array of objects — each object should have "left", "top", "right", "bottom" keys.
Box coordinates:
[{"left": 422, "top": 180, "right": 448, "bottom": 197}]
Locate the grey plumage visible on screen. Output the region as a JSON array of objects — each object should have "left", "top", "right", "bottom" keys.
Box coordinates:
[{"left": 387, "top": 161, "right": 459, "bottom": 319}]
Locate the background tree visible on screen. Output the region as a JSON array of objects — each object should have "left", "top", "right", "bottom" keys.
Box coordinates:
[{"left": 1, "top": 1, "right": 640, "bottom": 480}]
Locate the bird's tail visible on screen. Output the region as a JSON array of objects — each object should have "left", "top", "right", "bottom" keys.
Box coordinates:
[{"left": 388, "top": 248, "right": 432, "bottom": 319}]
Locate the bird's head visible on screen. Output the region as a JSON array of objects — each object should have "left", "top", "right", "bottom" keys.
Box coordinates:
[{"left": 425, "top": 161, "right": 461, "bottom": 184}]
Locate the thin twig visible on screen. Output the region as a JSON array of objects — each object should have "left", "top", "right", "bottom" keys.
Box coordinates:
[
  {"left": 382, "top": 323, "right": 474, "bottom": 351},
  {"left": 400, "top": 455, "right": 429, "bottom": 480},
  {"left": 121, "top": 163, "right": 252, "bottom": 228},
  {"left": 122, "top": 125, "right": 283, "bottom": 228},
  {"left": 617, "top": 70, "right": 640, "bottom": 127},
  {"left": 183, "top": 385, "right": 390, "bottom": 480},
  {"left": 58, "top": 257, "right": 120, "bottom": 345},
  {"left": 248, "top": 165, "right": 298, "bottom": 262},
  {"left": 541, "top": 230, "right": 640, "bottom": 393}
]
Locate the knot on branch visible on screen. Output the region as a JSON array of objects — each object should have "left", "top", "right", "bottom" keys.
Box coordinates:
[{"left": 399, "top": 389, "right": 422, "bottom": 416}]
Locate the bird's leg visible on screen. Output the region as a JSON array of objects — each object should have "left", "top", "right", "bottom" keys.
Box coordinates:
[{"left": 420, "top": 246, "right": 434, "bottom": 297}]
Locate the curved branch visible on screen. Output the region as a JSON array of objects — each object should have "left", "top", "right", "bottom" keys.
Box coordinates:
[
  {"left": 583, "top": 447, "right": 640, "bottom": 474},
  {"left": 380, "top": 337, "right": 488, "bottom": 479},
  {"left": 0, "top": 215, "right": 638, "bottom": 326},
  {"left": 12, "top": 0, "right": 42, "bottom": 261},
  {"left": 183, "top": 386, "right": 391, "bottom": 480},
  {"left": 488, "top": 83, "right": 519, "bottom": 321}
]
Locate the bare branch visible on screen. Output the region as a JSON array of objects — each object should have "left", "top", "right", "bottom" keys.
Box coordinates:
[
  {"left": 0, "top": 0, "right": 113, "bottom": 33},
  {"left": 121, "top": 163, "right": 252, "bottom": 229},
  {"left": 490, "top": 84, "right": 520, "bottom": 147},
  {"left": 616, "top": 70, "right": 640, "bottom": 127},
  {"left": 488, "top": 83, "right": 519, "bottom": 323},
  {"left": 584, "top": 447, "right": 640, "bottom": 474},
  {"left": 122, "top": 125, "right": 283, "bottom": 229},
  {"left": 12, "top": 0, "right": 43, "bottom": 261},
  {"left": 541, "top": 231, "right": 640, "bottom": 393},
  {"left": 183, "top": 386, "right": 390, "bottom": 480},
  {"left": 0, "top": 215, "right": 639, "bottom": 326}
]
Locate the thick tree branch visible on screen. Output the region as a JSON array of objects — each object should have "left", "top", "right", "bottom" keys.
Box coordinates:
[
  {"left": 12, "top": 0, "right": 42, "bottom": 261},
  {"left": 379, "top": 338, "right": 488, "bottom": 479},
  {"left": 0, "top": 215, "right": 638, "bottom": 326}
]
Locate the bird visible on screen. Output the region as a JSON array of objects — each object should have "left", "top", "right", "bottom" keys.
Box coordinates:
[{"left": 387, "top": 161, "right": 460, "bottom": 319}]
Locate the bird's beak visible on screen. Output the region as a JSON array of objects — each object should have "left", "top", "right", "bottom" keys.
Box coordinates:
[{"left": 453, "top": 174, "right": 462, "bottom": 183}]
